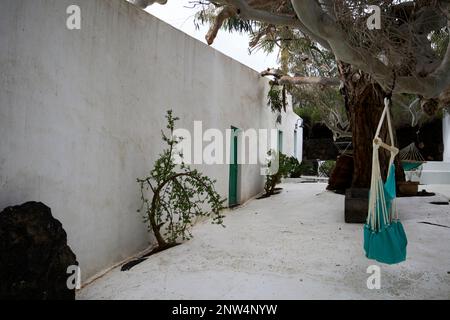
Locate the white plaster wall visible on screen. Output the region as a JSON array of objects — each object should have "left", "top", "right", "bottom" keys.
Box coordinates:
[
  {"left": 443, "top": 110, "right": 450, "bottom": 162},
  {"left": 280, "top": 96, "right": 303, "bottom": 160},
  {"left": 297, "top": 127, "right": 304, "bottom": 162},
  {"left": 0, "top": 0, "right": 299, "bottom": 281}
]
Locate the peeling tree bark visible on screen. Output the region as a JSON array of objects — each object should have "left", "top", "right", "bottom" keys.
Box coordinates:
[
  {"left": 338, "top": 62, "right": 405, "bottom": 189},
  {"left": 205, "top": 6, "right": 238, "bottom": 45}
]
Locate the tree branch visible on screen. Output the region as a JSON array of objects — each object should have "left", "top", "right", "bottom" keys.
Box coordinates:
[
  {"left": 290, "top": 0, "right": 450, "bottom": 99},
  {"left": 261, "top": 68, "right": 340, "bottom": 86},
  {"left": 131, "top": 0, "right": 167, "bottom": 8},
  {"left": 217, "top": 0, "right": 331, "bottom": 50},
  {"left": 279, "top": 75, "right": 340, "bottom": 86},
  {"left": 205, "top": 6, "right": 238, "bottom": 45}
]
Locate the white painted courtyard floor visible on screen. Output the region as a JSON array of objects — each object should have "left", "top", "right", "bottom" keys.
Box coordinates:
[{"left": 78, "top": 183, "right": 450, "bottom": 300}]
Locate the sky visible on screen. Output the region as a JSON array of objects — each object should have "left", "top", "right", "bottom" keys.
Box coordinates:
[{"left": 145, "top": 0, "right": 279, "bottom": 72}]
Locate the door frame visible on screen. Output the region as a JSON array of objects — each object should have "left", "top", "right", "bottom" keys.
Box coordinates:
[{"left": 228, "top": 126, "right": 240, "bottom": 207}]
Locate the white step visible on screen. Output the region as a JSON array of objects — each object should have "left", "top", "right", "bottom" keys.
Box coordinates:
[
  {"left": 408, "top": 161, "right": 450, "bottom": 185},
  {"left": 421, "top": 161, "right": 450, "bottom": 171},
  {"left": 420, "top": 171, "right": 450, "bottom": 184}
]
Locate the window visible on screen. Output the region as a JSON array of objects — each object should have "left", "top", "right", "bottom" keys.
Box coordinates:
[
  {"left": 294, "top": 129, "right": 298, "bottom": 158},
  {"left": 278, "top": 130, "right": 283, "bottom": 154}
]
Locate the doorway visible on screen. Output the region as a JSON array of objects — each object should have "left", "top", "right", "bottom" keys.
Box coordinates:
[{"left": 229, "top": 126, "right": 240, "bottom": 207}]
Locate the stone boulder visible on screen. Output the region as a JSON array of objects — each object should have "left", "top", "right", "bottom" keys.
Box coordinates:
[{"left": 0, "top": 202, "right": 78, "bottom": 300}]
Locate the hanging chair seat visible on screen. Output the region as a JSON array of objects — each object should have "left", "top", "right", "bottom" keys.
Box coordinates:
[
  {"left": 363, "top": 98, "right": 408, "bottom": 265},
  {"left": 364, "top": 221, "right": 408, "bottom": 264},
  {"left": 364, "top": 164, "right": 407, "bottom": 264}
]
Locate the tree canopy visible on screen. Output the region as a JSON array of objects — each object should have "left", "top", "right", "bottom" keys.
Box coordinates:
[{"left": 133, "top": 0, "right": 450, "bottom": 111}]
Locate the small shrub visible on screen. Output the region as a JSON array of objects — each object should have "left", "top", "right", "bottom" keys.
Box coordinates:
[
  {"left": 263, "top": 151, "right": 291, "bottom": 196},
  {"left": 298, "top": 161, "right": 317, "bottom": 176},
  {"left": 283, "top": 156, "right": 316, "bottom": 178},
  {"left": 137, "top": 110, "right": 226, "bottom": 249}
]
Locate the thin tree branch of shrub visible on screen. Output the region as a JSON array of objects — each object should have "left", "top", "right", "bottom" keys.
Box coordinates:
[{"left": 137, "top": 110, "right": 226, "bottom": 251}]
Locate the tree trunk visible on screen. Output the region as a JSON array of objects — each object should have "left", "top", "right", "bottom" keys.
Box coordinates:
[{"left": 337, "top": 62, "right": 405, "bottom": 189}]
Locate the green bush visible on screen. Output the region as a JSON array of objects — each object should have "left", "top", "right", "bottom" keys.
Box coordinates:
[
  {"left": 284, "top": 156, "right": 302, "bottom": 178},
  {"left": 283, "top": 156, "right": 316, "bottom": 178},
  {"left": 264, "top": 152, "right": 315, "bottom": 196},
  {"left": 263, "top": 151, "right": 291, "bottom": 196},
  {"left": 264, "top": 153, "right": 327, "bottom": 197}
]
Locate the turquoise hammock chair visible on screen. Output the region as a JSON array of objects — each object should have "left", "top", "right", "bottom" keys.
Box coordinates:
[{"left": 364, "top": 98, "right": 408, "bottom": 265}]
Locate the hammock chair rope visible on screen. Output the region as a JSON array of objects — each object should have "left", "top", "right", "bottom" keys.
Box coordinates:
[
  {"left": 400, "top": 143, "right": 425, "bottom": 162},
  {"left": 364, "top": 97, "right": 407, "bottom": 265},
  {"left": 367, "top": 98, "right": 399, "bottom": 231},
  {"left": 400, "top": 143, "right": 425, "bottom": 173}
]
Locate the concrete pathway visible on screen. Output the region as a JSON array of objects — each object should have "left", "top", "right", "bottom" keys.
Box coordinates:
[{"left": 78, "top": 183, "right": 450, "bottom": 299}]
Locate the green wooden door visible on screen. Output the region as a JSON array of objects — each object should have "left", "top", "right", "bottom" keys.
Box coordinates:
[{"left": 229, "top": 126, "right": 239, "bottom": 207}]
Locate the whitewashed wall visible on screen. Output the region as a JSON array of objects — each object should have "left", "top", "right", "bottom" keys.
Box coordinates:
[
  {"left": 443, "top": 111, "right": 450, "bottom": 163},
  {"left": 0, "top": 0, "right": 300, "bottom": 281}
]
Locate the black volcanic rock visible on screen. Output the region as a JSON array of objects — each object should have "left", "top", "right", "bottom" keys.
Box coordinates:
[{"left": 0, "top": 202, "right": 78, "bottom": 300}]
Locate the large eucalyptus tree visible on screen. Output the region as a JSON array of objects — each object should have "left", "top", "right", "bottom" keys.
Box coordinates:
[{"left": 133, "top": 0, "right": 450, "bottom": 188}]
